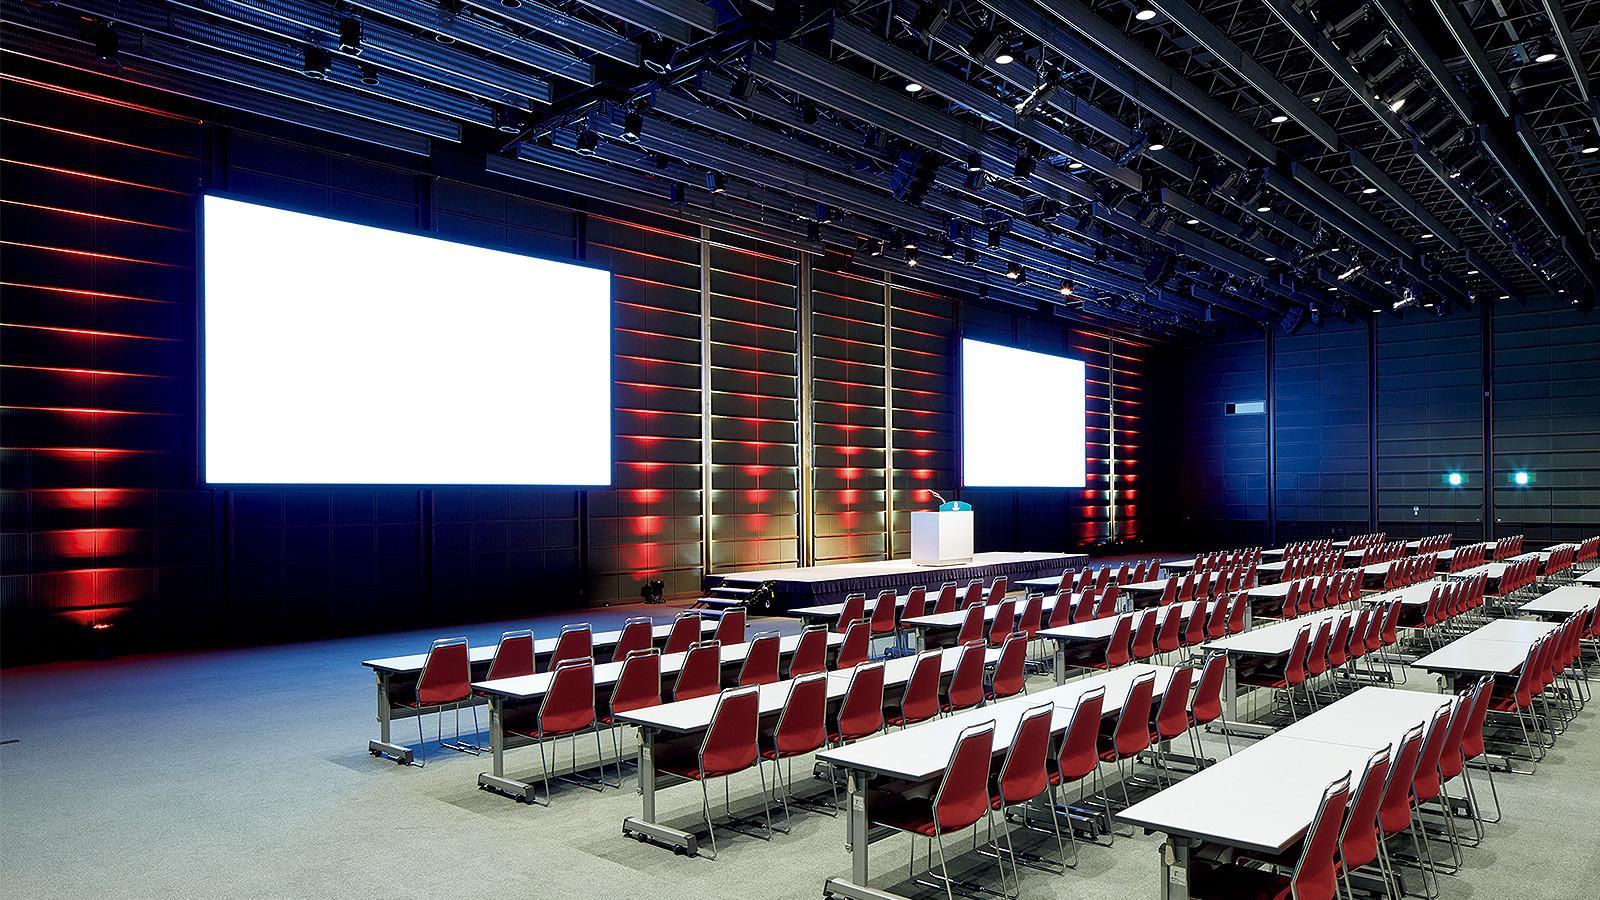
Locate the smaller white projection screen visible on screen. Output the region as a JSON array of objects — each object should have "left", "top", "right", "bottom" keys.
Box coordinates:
[
  {"left": 961, "top": 338, "right": 1087, "bottom": 488},
  {"left": 203, "top": 195, "right": 611, "bottom": 485}
]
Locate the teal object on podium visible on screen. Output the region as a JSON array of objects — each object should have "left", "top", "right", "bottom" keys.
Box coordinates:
[{"left": 939, "top": 500, "right": 972, "bottom": 512}]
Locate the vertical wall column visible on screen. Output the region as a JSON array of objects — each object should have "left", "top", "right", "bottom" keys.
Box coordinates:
[
  {"left": 699, "top": 226, "right": 714, "bottom": 575},
  {"left": 797, "top": 252, "right": 816, "bottom": 566}
]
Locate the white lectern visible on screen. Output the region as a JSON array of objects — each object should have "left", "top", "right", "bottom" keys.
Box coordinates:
[{"left": 910, "top": 510, "right": 974, "bottom": 566}]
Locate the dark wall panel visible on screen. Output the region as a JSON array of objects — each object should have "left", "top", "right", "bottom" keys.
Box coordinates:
[
  {"left": 1273, "top": 320, "right": 1369, "bottom": 537},
  {"left": 1179, "top": 332, "right": 1268, "bottom": 544}
]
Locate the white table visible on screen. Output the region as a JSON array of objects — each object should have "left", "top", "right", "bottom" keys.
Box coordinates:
[
  {"left": 1119, "top": 687, "right": 1451, "bottom": 900},
  {"left": 817, "top": 664, "right": 1177, "bottom": 899},
  {"left": 900, "top": 594, "right": 1067, "bottom": 647},
  {"left": 1205, "top": 609, "right": 1345, "bottom": 735},
  {"left": 473, "top": 631, "right": 842, "bottom": 801},
  {"left": 361, "top": 617, "right": 717, "bottom": 763},
  {"left": 793, "top": 592, "right": 911, "bottom": 625},
  {"left": 1039, "top": 602, "right": 1201, "bottom": 682},
  {"left": 1412, "top": 618, "right": 1558, "bottom": 685},
  {"left": 1579, "top": 568, "right": 1600, "bottom": 586}
]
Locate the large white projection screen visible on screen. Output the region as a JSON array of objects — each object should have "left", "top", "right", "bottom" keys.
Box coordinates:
[
  {"left": 961, "top": 338, "right": 1087, "bottom": 488},
  {"left": 203, "top": 194, "right": 611, "bottom": 485}
]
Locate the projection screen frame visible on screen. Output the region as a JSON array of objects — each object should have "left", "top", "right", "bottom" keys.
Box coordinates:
[
  {"left": 196, "top": 191, "right": 614, "bottom": 488},
  {"left": 958, "top": 336, "right": 1089, "bottom": 490}
]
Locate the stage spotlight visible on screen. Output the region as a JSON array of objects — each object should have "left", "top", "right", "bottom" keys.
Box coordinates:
[
  {"left": 621, "top": 108, "right": 643, "bottom": 142},
  {"left": 1270, "top": 114, "right": 1288, "bottom": 124},
  {"left": 906, "top": 247, "right": 920, "bottom": 267},
  {"left": 1058, "top": 279, "right": 1074, "bottom": 298},
  {"left": 705, "top": 171, "right": 726, "bottom": 193},
  {"left": 302, "top": 45, "right": 332, "bottom": 79},
  {"left": 1013, "top": 151, "right": 1036, "bottom": 179},
  {"left": 1135, "top": 8, "right": 1157, "bottom": 21},
  {"left": 986, "top": 227, "right": 1002, "bottom": 249},
  {"left": 910, "top": 1, "right": 949, "bottom": 38},
  {"left": 339, "top": 16, "right": 363, "bottom": 55},
  {"left": 966, "top": 25, "right": 1005, "bottom": 64},
  {"left": 905, "top": 81, "right": 924, "bottom": 93},
  {"left": 1445, "top": 472, "right": 1464, "bottom": 487},
  {"left": 575, "top": 129, "right": 600, "bottom": 155},
  {"left": 1005, "top": 262, "right": 1025, "bottom": 283},
  {"left": 639, "top": 579, "right": 664, "bottom": 604},
  {"left": 728, "top": 73, "right": 756, "bottom": 100},
  {"left": 994, "top": 49, "right": 1015, "bottom": 65},
  {"left": 966, "top": 151, "right": 984, "bottom": 173},
  {"left": 358, "top": 63, "right": 380, "bottom": 86},
  {"left": 93, "top": 22, "right": 119, "bottom": 66}
]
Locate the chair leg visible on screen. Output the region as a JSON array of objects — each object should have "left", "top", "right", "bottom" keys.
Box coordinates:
[
  {"left": 700, "top": 777, "right": 719, "bottom": 860},
  {"left": 934, "top": 832, "right": 956, "bottom": 900}
]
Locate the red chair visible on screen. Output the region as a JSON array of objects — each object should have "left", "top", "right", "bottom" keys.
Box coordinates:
[
  {"left": 868, "top": 722, "right": 1002, "bottom": 896},
  {"left": 1094, "top": 566, "right": 1112, "bottom": 594},
  {"left": 955, "top": 603, "right": 986, "bottom": 646},
  {"left": 674, "top": 640, "right": 723, "bottom": 701},
  {"left": 1227, "top": 592, "right": 1249, "bottom": 634},
  {"left": 1147, "top": 664, "right": 1193, "bottom": 786},
  {"left": 788, "top": 624, "right": 829, "bottom": 677},
  {"left": 1183, "top": 598, "right": 1209, "bottom": 650},
  {"left": 1099, "top": 669, "right": 1157, "bottom": 831},
  {"left": 1188, "top": 652, "right": 1231, "bottom": 762},
  {"left": 988, "top": 599, "right": 1017, "bottom": 648},
  {"left": 962, "top": 579, "right": 985, "bottom": 608},
  {"left": 1130, "top": 608, "right": 1159, "bottom": 661},
  {"left": 657, "top": 686, "right": 770, "bottom": 858},
  {"left": 610, "top": 618, "right": 654, "bottom": 663},
  {"left": 763, "top": 672, "right": 832, "bottom": 827},
  {"left": 486, "top": 629, "right": 535, "bottom": 681},
  {"left": 933, "top": 582, "right": 958, "bottom": 615},
  {"left": 400, "top": 637, "right": 474, "bottom": 765},
  {"left": 868, "top": 589, "right": 898, "bottom": 651},
  {"left": 1156, "top": 576, "right": 1178, "bottom": 607},
  {"left": 550, "top": 624, "right": 592, "bottom": 668},
  {"left": 1191, "top": 772, "right": 1351, "bottom": 900},
  {"left": 943, "top": 640, "right": 987, "bottom": 713},
  {"left": 1050, "top": 686, "right": 1107, "bottom": 858},
  {"left": 1204, "top": 594, "right": 1230, "bottom": 640},
  {"left": 835, "top": 619, "right": 870, "bottom": 671},
  {"left": 664, "top": 612, "right": 702, "bottom": 656},
  {"left": 600, "top": 648, "right": 661, "bottom": 787},
  {"left": 1049, "top": 591, "right": 1076, "bottom": 628},
  {"left": 830, "top": 662, "right": 885, "bottom": 747},
  {"left": 1409, "top": 702, "right": 1460, "bottom": 883},
  {"left": 989, "top": 702, "right": 1061, "bottom": 885},
  {"left": 1094, "top": 586, "right": 1120, "bottom": 619},
  {"left": 1325, "top": 614, "right": 1352, "bottom": 690},
  {"left": 1154, "top": 606, "right": 1183, "bottom": 663},
  {"left": 1436, "top": 690, "right": 1482, "bottom": 845},
  {"left": 1086, "top": 613, "right": 1134, "bottom": 670},
  {"left": 986, "top": 576, "right": 1008, "bottom": 605},
  {"left": 503, "top": 656, "right": 599, "bottom": 805},
  {"left": 1018, "top": 592, "right": 1044, "bottom": 641},
  {"left": 715, "top": 607, "right": 747, "bottom": 646},
  {"left": 1303, "top": 618, "right": 1334, "bottom": 708},
  {"left": 890, "top": 650, "right": 944, "bottom": 728},
  {"left": 1458, "top": 676, "right": 1501, "bottom": 824},
  {"left": 1278, "top": 581, "right": 1300, "bottom": 619},
  {"left": 987, "top": 632, "right": 1029, "bottom": 701},
  {"left": 1240, "top": 623, "right": 1311, "bottom": 721},
  {"left": 836, "top": 593, "right": 866, "bottom": 633},
  {"left": 1337, "top": 746, "right": 1394, "bottom": 899},
  {"left": 738, "top": 631, "right": 781, "bottom": 686},
  {"left": 902, "top": 585, "right": 929, "bottom": 622}
]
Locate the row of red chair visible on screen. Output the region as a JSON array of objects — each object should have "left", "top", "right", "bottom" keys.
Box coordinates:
[
  {"left": 1346, "top": 531, "right": 1387, "bottom": 550},
  {"left": 1085, "top": 594, "right": 1249, "bottom": 672},
  {"left": 1380, "top": 552, "right": 1439, "bottom": 591},
  {"left": 1149, "top": 565, "right": 1255, "bottom": 607},
  {"left": 1492, "top": 534, "right": 1524, "bottom": 560},
  {"left": 1489, "top": 609, "right": 1595, "bottom": 773},
  {"left": 1282, "top": 550, "right": 1344, "bottom": 582},
  {"left": 1241, "top": 601, "right": 1411, "bottom": 721},
  {"left": 1358, "top": 541, "right": 1408, "bottom": 566},
  {"left": 1412, "top": 574, "right": 1489, "bottom": 652},
  {"left": 1576, "top": 535, "right": 1600, "bottom": 564},
  {"left": 1490, "top": 555, "right": 1541, "bottom": 598},
  {"left": 1447, "top": 542, "right": 1488, "bottom": 572},
  {"left": 1281, "top": 538, "right": 1336, "bottom": 560},
  {"left": 1189, "top": 547, "right": 1262, "bottom": 575},
  {"left": 1266, "top": 571, "right": 1364, "bottom": 620},
  {"left": 1416, "top": 533, "right": 1453, "bottom": 554},
  {"left": 1542, "top": 544, "right": 1577, "bottom": 578}
]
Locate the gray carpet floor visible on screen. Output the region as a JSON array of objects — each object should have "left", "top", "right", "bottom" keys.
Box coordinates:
[{"left": 3, "top": 601, "right": 1599, "bottom": 899}]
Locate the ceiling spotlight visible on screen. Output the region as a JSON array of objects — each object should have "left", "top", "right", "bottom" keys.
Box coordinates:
[
  {"left": 1361, "top": 186, "right": 1377, "bottom": 194},
  {"left": 92, "top": 22, "right": 118, "bottom": 65},
  {"left": 986, "top": 227, "right": 1002, "bottom": 249},
  {"left": 1467, "top": 269, "right": 1479, "bottom": 275},
  {"left": 1256, "top": 203, "right": 1271, "bottom": 213},
  {"left": 1135, "top": 8, "right": 1157, "bottom": 20},
  {"left": 939, "top": 239, "right": 955, "bottom": 259},
  {"left": 1535, "top": 49, "right": 1559, "bottom": 63},
  {"left": 621, "top": 108, "right": 643, "bottom": 142},
  {"left": 1005, "top": 262, "right": 1025, "bottom": 282},
  {"left": 905, "top": 81, "right": 924, "bottom": 93},
  {"left": 1147, "top": 139, "right": 1166, "bottom": 152},
  {"left": 1059, "top": 279, "right": 1075, "bottom": 297},
  {"left": 1387, "top": 96, "right": 1406, "bottom": 112},
  {"left": 1498, "top": 294, "right": 1510, "bottom": 300},
  {"left": 1270, "top": 114, "right": 1288, "bottom": 124},
  {"left": 575, "top": 129, "right": 600, "bottom": 155},
  {"left": 1582, "top": 145, "right": 1599, "bottom": 155},
  {"left": 967, "top": 151, "right": 984, "bottom": 173},
  {"left": 1013, "top": 152, "right": 1036, "bottom": 179},
  {"left": 1067, "top": 160, "right": 1084, "bottom": 169},
  {"left": 1338, "top": 264, "right": 1363, "bottom": 281},
  {"left": 1264, "top": 256, "right": 1276, "bottom": 263},
  {"left": 358, "top": 63, "right": 380, "bottom": 86},
  {"left": 302, "top": 45, "right": 332, "bottom": 79},
  {"left": 1420, "top": 232, "right": 1433, "bottom": 239},
  {"left": 868, "top": 240, "right": 885, "bottom": 257},
  {"left": 806, "top": 222, "right": 821, "bottom": 242},
  {"left": 966, "top": 25, "right": 1006, "bottom": 64},
  {"left": 338, "top": 16, "right": 363, "bottom": 55},
  {"left": 905, "top": 247, "right": 920, "bottom": 267},
  {"left": 705, "top": 171, "right": 726, "bottom": 193},
  {"left": 994, "top": 50, "right": 1015, "bottom": 65},
  {"left": 1185, "top": 217, "right": 1200, "bottom": 225},
  {"left": 1014, "top": 75, "right": 1060, "bottom": 117},
  {"left": 910, "top": 1, "right": 950, "bottom": 38},
  {"left": 728, "top": 73, "right": 756, "bottom": 100}
]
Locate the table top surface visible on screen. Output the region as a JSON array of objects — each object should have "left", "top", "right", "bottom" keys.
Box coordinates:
[
  {"left": 1519, "top": 584, "right": 1600, "bottom": 616},
  {"left": 1119, "top": 687, "right": 1449, "bottom": 854},
  {"left": 794, "top": 592, "right": 911, "bottom": 620},
  {"left": 817, "top": 664, "right": 1177, "bottom": 781},
  {"left": 1412, "top": 638, "right": 1533, "bottom": 675},
  {"left": 612, "top": 645, "right": 1002, "bottom": 733},
  {"left": 1120, "top": 578, "right": 1171, "bottom": 595},
  {"left": 471, "top": 632, "right": 843, "bottom": 700},
  {"left": 1467, "top": 618, "right": 1560, "bottom": 642},
  {"left": 1361, "top": 581, "right": 1442, "bottom": 607},
  {"left": 362, "top": 619, "right": 718, "bottom": 673},
  {"left": 1580, "top": 569, "right": 1600, "bottom": 586},
  {"left": 1037, "top": 602, "right": 1200, "bottom": 643},
  {"left": 902, "top": 595, "right": 1064, "bottom": 630},
  {"left": 1205, "top": 609, "right": 1344, "bottom": 656}
]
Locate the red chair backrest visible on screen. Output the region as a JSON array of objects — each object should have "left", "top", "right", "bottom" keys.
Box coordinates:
[
  {"left": 771, "top": 673, "right": 828, "bottom": 758},
  {"left": 1281, "top": 581, "right": 1300, "bottom": 618},
  {"left": 1227, "top": 593, "right": 1248, "bottom": 634},
  {"left": 836, "top": 619, "right": 870, "bottom": 670},
  {"left": 1461, "top": 676, "right": 1494, "bottom": 762},
  {"left": 1095, "top": 566, "right": 1112, "bottom": 593},
  {"left": 1158, "top": 577, "right": 1178, "bottom": 606},
  {"left": 1109, "top": 671, "right": 1157, "bottom": 759},
  {"left": 834, "top": 662, "right": 885, "bottom": 743},
  {"left": 1378, "top": 724, "right": 1425, "bottom": 836},
  {"left": 869, "top": 590, "right": 898, "bottom": 637},
  {"left": 898, "top": 651, "right": 943, "bottom": 726},
  {"left": 1130, "top": 608, "right": 1158, "bottom": 660},
  {"left": 955, "top": 604, "right": 986, "bottom": 646},
  {"left": 739, "top": 631, "right": 781, "bottom": 686},
  {"left": 1156, "top": 606, "right": 1183, "bottom": 654},
  {"left": 665, "top": 613, "right": 702, "bottom": 656},
  {"left": 1190, "top": 654, "right": 1226, "bottom": 726},
  {"left": 1411, "top": 701, "right": 1455, "bottom": 802},
  {"left": 610, "top": 649, "right": 661, "bottom": 717},
  {"left": 1019, "top": 593, "right": 1044, "bottom": 639},
  {"left": 1284, "top": 625, "right": 1311, "bottom": 686},
  {"left": 987, "top": 577, "right": 1008, "bottom": 605},
  {"left": 486, "top": 630, "right": 535, "bottom": 681},
  {"left": 962, "top": 580, "right": 985, "bottom": 608},
  {"left": 699, "top": 686, "right": 760, "bottom": 778},
  {"left": 1153, "top": 664, "right": 1193, "bottom": 740},
  {"left": 539, "top": 657, "right": 597, "bottom": 736},
  {"left": 1290, "top": 773, "right": 1352, "bottom": 900},
  {"left": 946, "top": 640, "right": 987, "bottom": 711},
  {"left": 988, "top": 599, "right": 1017, "bottom": 646},
  {"left": 933, "top": 582, "right": 958, "bottom": 615},
  {"left": 789, "top": 625, "right": 828, "bottom": 677},
  {"left": 1103, "top": 613, "right": 1134, "bottom": 668},
  {"left": 551, "top": 625, "right": 592, "bottom": 668},
  {"left": 674, "top": 640, "right": 723, "bottom": 702},
  {"left": 837, "top": 594, "right": 866, "bottom": 633},
  {"left": 990, "top": 632, "right": 1028, "bottom": 698},
  {"left": 903, "top": 585, "right": 929, "bottom": 621},
  {"left": 611, "top": 619, "right": 654, "bottom": 663},
  {"left": 1305, "top": 619, "right": 1332, "bottom": 677},
  {"left": 996, "top": 703, "right": 1054, "bottom": 806},
  {"left": 1205, "top": 594, "right": 1230, "bottom": 639},
  {"left": 1327, "top": 614, "right": 1351, "bottom": 668},
  {"left": 1184, "top": 599, "right": 1209, "bottom": 647},
  {"left": 934, "top": 722, "right": 996, "bottom": 833},
  {"left": 1437, "top": 691, "right": 1473, "bottom": 781},
  {"left": 1050, "top": 591, "right": 1076, "bottom": 628},
  {"left": 1338, "top": 744, "right": 1391, "bottom": 872},
  {"left": 1101, "top": 582, "right": 1121, "bottom": 612},
  {"left": 1056, "top": 687, "right": 1105, "bottom": 783},
  {"left": 417, "top": 638, "right": 472, "bottom": 706},
  {"left": 715, "top": 607, "right": 747, "bottom": 645}
]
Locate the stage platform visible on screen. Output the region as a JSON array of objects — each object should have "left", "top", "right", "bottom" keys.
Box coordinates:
[{"left": 700, "top": 551, "right": 1087, "bottom": 614}]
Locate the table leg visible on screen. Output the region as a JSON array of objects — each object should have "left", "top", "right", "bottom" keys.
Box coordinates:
[
  {"left": 823, "top": 768, "right": 902, "bottom": 900},
  {"left": 1217, "top": 656, "right": 1274, "bottom": 739},
  {"left": 477, "top": 696, "right": 533, "bottom": 801},
  {"left": 1159, "top": 839, "right": 1193, "bottom": 900},
  {"left": 1054, "top": 641, "right": 1067, "bottom": 685},
  {"left": 622, "top": 726, "right": 699, "bottom": 855},
  {"left": 367, "top": 671, "right": 413, "bottom": 764}
]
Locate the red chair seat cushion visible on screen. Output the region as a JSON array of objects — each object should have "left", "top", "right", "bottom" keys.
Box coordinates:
[
  {"left": 1188, "top": 860, "right": 1293, "bottom": 900},
  {"left": 654, "top": 747, "right": 707, "bottom": 781},
  {"left": 867, "top": 790, "right": 940, "bottom": 837}
]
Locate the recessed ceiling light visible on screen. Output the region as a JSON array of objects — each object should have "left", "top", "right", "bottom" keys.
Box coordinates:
[
  {"left": 1148, "top": 141, "right": 1166, "bottom": 151},
  {"left": 1135, "top": 9, "right": 1157, "bottom": 21},
  {"left": 1185, "top": 217, "right": 1200, "bottom": 225},
  {"left": 1265, "top": 256, "right": 1276, "bottom": 262},
  {"left": 1535, "top": 50, "right": 1559, "bottom": 63},
  {"left": 1067, "top": 160, "right": 1083, "bottom": 169},
  {"left": 1498, "top": 294, "right": 1509, "bottom": 300},
  {"left": 1388, "top": 97, "right": 1406, "bottom": 112},
  {"left": 1311, "top": 96, "right": 1321, "bottom": 103},
  {"left": 1420, "top": 232, "right": 1433, "bottom": 239},
  {"left": 1270, "top": 114, "right": 1288, "bottom": 124},
  {"left": 905, "top": 81, "right": 923, "bottom": 93},
  {"left": 1467, "top": 269, "right": 1479, "bottom": 275},
  {"left": 994, "top": 51, "right": 1014, "bottom": 65},
  {"left": 1257, "top": 204, "right": 1271, "bottom": 212},
  {"left": 1583, "top": 145, "right": 1599, "bottom": 155},
  {"left": 1362, "top": 187, "right": 1377, "bottom": 194}
]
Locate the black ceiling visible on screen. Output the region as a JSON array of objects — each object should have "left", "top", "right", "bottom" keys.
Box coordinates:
[{"left": 6, "top": 0, "right": 1597, "bottom": 336}]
